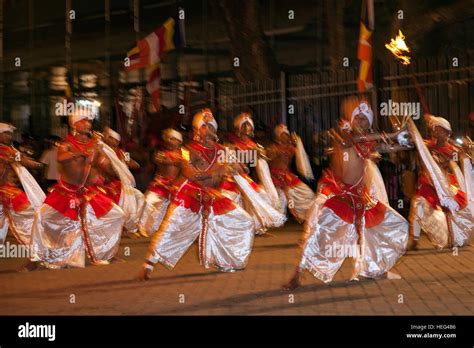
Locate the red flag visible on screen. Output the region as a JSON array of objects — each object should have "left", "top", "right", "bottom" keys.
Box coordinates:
[
  {"left": 126, "top": 16, "right": 185, "bottom": 110},
  {"left": 125, "top": 17, "right": 184, "bottom": 72}
]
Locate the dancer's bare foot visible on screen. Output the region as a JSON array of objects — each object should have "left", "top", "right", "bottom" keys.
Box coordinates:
[
  {"left": 387, "top": 271, "right": 402, "bottom": 280},
  {"left": 349, "top": 267, "right": 360, "bottom": 282},
  {"left": 129, "top": 232, "right": 141, "bottom": 239},
  {"left": 91, "top": 260, "right": 110, "bottom": 266},
  {"left": 282, "top": 271, "right": 302, "bottom": 290},
  {"left": 137, "top": 266, "right": 152, "bottom": 281},
  {"left": 110, "top": 256, "right": 126, "bottom": 264}
]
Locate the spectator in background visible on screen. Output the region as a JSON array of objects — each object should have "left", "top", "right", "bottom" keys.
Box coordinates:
[
  {"left": 19, "top": 133, "right": 36, "bottom": 158},
  {"left": 39, "top": 135, "right": 61, "bottom": 190}
]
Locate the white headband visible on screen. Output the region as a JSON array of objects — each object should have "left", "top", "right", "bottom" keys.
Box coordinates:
[
  {"left": 351, "top": 102, "right": 374, "bottom": 126},
  {"left": 193, "top": 109, "right": 218, "bottom": 131},
  {"left": 274, "top": 124, "right": 290, "bottom": 138},
  {"left": 429, "top": 115, "right": 451, "bottom": 132},
  {"left": 104, "top": 127, "right": 121, "bottom": 142},
  {"left": 69, "top": 111, "right": 94, "bottom": 126},
  {"left": 0, "top": 123, "right": 16, "bottom": 134},
  {"left": 162, "top": 128, "right": 183, "bottom": 142},
  {"left": 234, "top": 113, "right": 254, "bottom": 131}
]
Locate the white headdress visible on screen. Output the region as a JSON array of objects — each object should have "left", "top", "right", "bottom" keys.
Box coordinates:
[
  {"left": 104, "top": 127, "right": 121, "bottom": 142},
  {"left": 0, "top": 123, "right": 16, "bottom": 133},
  {"left": 69, "top": 109, "right": 94, "bottom": 126},
  {"left": 429, "top": 115, "right": 451, "bottom": 132},
  {"left": 351, "top": 101, "right": 374, "bottom": 126},
  {"left": 234, "top": 112, "right": 254, "bottom": 131},
  {"left": 162, "top": 128, "right": 183, "bottom": 143},
  {"left": 192, "top": 108, "right": 218, "bottom": 131}
]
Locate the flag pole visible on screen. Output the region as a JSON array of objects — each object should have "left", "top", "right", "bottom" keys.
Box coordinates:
[
  {"left": 0, "top": 0, "right": 3, "bottom": 121},
  {"left": 28, "top": 0, "right": 36, "bottom": 135},
  {"left": 132, "top": 0, "right": 144, "bottom": 146},
  {"left": 104, "top": 0, "right": 112, "bottom": 128},
  {"left": 357, "top": 0, "right": 377, "bottom": 125},
  {"left": 65, "top": 0, "right": 73, "bottom": 98},
  {"left": 368, "top": 0, "right": 378, "bottom": 127}
]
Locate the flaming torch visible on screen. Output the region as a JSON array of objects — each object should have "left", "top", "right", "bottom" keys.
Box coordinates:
[
  {"left": 385, "top": 30, "right": 430, "bottom": 126},
  {"left": 385, "top": 30, "right": 411, "bottom": 66}
]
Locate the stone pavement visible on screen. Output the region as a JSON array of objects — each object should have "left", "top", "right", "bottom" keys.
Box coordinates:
[{"left": 0, "top": 222, "right": 473, "bottom": 315}]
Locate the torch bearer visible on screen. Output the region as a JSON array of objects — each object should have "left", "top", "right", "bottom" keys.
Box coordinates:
[{"left": 386, "top": 30, "right": 457, "bottom": 248}]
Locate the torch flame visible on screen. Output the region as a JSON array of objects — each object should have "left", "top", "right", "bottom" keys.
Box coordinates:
[{"left": 385, "top": 30, "right": 411, "bottom": 65}]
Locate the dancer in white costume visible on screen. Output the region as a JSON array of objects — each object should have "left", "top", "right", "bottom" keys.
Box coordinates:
[
  {"left": 408, "top": 115, "right": 474, "bottom": 250},
  {"left": 138, "top": 109, "right": 255, "bottom": 280},
  {"left": 267, "top": 124, "right": 315, "bottom": 223},
  {"left": 31, "top": 113, "right": 125, "bottom": 269},
  {"left": 101, "top": 127, "right": 144, "bottom": 237},
  {"left": 0, "top": 123, "right": 45, "bottom": 247},
  {"left": 221, "top": 112, "right": 286, "bottom": 235},
  {"left": 138, "top": 128, "right": 184, "bottom": 237},
  {"left": 284, "top": 97, "right": 410, "bottom": 289}
]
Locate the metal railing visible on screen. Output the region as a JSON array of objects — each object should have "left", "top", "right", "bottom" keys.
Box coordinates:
[
  {"left": 217, "top": 53, "right": 474, "bottom": 151},
  {"left": 216, "top": 53, "right": 474, "bottom": 212}
]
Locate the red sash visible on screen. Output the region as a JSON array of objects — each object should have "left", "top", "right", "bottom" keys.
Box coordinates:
[
  {"left": 45, "top": 182, "right": 114, "bottom": 220},
  {"left": 148, "top": 175, "right": 183, "bottom": 199},
  {"left": 0, "top": 146, "right": 30, "bottom": 212},
  {"left": 174, "top": 180, "right": 235, "bottom": 216},
  {"left": 0, "top": 183, "right": 30, "bottom": 212},
  {"left": 319, "top": 170, "right": 386, "bottom": 229},
  {"left": 101, "top": 179, "right": 122, "bottom": 204},
  {"left": 416, "top": 171, "right": 467, "bottom": 210},
  {"left": 270, "top": 168, "right": 302, "bottom": 188}
]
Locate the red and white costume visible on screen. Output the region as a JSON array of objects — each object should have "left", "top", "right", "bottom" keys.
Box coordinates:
[
  {"left": 409, "top": 116, "right": 474, "bottom": 248},
  {"left": 269, "top": 125, "right": 315, "bottom": 223},
  {"left": 101, "top": 128, "right": 144, "bottom": 234},
  {"left": 138, "top": 173, "right": 180, "bottom": 237},
  {"left": 298, "top": 104, "right": 408, "bottom": 282},
  {"left": 138, "top": 129, "right": 184, "bottom": 237},
  {"left": 31, "top": 118, "right": 125, "bottom": 268},
  {"left": 0, "top": 124, "right": 45, "bottom": 246},
  {"left": 0, "top": 179, "right": 34, "bottom": 246},
  {"left": 220, "top": 114, "right": 286, "bottom": 234},
  {"left": 143, "top": 111, "right": 255, "bottom": 272}
]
